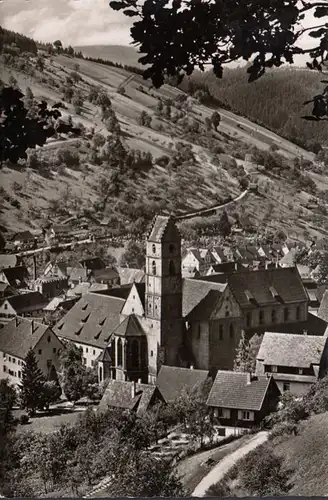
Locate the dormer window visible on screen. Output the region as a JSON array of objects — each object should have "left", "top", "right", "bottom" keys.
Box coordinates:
[
  {"left": 245, "top": 290, "right": 254, "bottom": 301},
  {"left": 99, "top": 318, "right": 106, "bottom": 326},
  {"left": 269, "top": 286, "right": 279, "bottom": 298}
]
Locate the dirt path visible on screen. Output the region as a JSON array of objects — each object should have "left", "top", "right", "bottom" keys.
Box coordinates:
[{"left": 192, "top": 431, "right": 268, "bottom": 497}]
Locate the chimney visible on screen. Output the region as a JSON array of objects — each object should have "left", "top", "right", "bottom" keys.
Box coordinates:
[
  {"left": 303, "top": 329, "right": 308, "bottom": 336},
  {"left": 246, "top": 372, "right": 252, "bottom": 385},
  {"left": 137, "top": 378, "right": 142, "bottom": 384},
  {"left": 32, "top": 255, "right": 37, "bottom": 281},
  {"left": 190, "top": 365, "right": 194, "bottom": 370},
  {"left": 131, "top": 380, "right": 136, "bottom": 399}
]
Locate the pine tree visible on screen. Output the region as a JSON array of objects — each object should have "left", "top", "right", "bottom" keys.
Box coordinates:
[
  {"left": 20, "top": 348, "right": 46, "bottom": 416},
  {"left": 233, "top": 330, "right": 254, "bottom": 372},
  {"left": 217, "top": 210, "right": 231, "bottom": 238}
]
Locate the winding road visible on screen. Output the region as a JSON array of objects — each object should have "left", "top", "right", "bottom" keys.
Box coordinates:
[{"left": 192, "top": 431, "right": 268, "bottom": 497}]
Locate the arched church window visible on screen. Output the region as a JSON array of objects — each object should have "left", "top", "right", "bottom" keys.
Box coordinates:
[
  {"left": 117, "top": 338, "right": 123, "bottom": 366},
  {"left": 152, "top": 244, "right": 156, "bottom": 254},
  {"left": 152, "top": 260, "right": 156, "bottom": 275},
  {"left": 131, "top": 340, "right": 139, "bottom": 368},
  {"left": 169, "top": 244, "right": 174, "bottom": 253},
  {"left": 169, "top": 260, "right": 175, "bottom": 276}
]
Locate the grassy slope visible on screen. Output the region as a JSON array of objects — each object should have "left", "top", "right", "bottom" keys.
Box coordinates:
[
  {"left": 1, "top": 52, "right": 327, "bottom": 241},
  {"left": 273, "top": 412, "right": 328, "bottom": 496}
]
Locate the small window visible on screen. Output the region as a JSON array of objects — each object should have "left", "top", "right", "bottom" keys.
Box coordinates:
[
  {"left": 133, "top": 295, "right": 135, "bottom": 299},
  {"left": 86, "top": 347, "right": 88, "bottom": 353},
  {"left": 271, "top": 365, "right": 278, "bottom": 373},
  {"left": 18, "top": 371, "right": 21, "bottom": 378},
  {"left": 298, "top": 368, "right": 303, "bottom": 375},
  {"left": 296, "top": 306, "right": 301, "bottom": 321},
  {"left": 132, "top": 307, "right": 135, "bottom": 312},
  {"left": 150, "top": 350, "right": 153, "bottom": 357},
  {"left": 17, "top": 359, "right": 20, "bottom": 365},
  {"left": 2, "top": 352, "right": 5, "bottom": 358},
  {"left": 242, "top": 411, "right": 252, "bottom": 421},
  {"left": 219, "top": 325, "right": 223, "bottom": 340},
  {"left": 83, "top": 357, "right": 87, "bottom": 365},
  {"left": 225, "top": 310, "right": 229, "bottom": 317},
  {"left": 12, "top": 358, "right": 16, "bottom": 364},
  {"left": 259, "top": 310, "right": 264, "bottom": 325},
  {"left": 152, "top": 260, "right": 156, "bottom": 275},
  {"left": 284, "top": 307, "right": 289, "bottom": 321},
  {"left": 53, "top": 348, "right": 57, "bottom": 354},
  {"left": 91, "top": 360, "right": 94, "bottom": 367},
  {"left": 47, "top": 336, "right": 51, "bottom": 343},
  {"left": 152, "top": 244, "right": 156, "bottom": 254},
  {"left": 93, "top": 349, "right": 95, "bottom": 355},
  {"left": 3, "top": 365, "right": 7, "bottom": 372},
  {"left": 8, "top": 356, "right": 11, "bottom": 362},
  {"left": 4, "top": 303, "right": 8, "bottom": 310},
  {"left": 38, "top": 349, "right": 42, "bottom": 355},
  {"left": 229, "top": 324, "right": 234, "bottom": 339},
  {"left": 283, "top": 382, "right": 290, "bottom": 392}
]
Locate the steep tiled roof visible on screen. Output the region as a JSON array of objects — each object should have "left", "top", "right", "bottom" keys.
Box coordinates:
[
  {"left": 0, "top": 317, "right": 53, "bottom": 358},
  {"left": 227, "top": 267, "right": 308, "bottom": 308},
  {"left": 6, "top": 292, "right": 47, "bottom": 313},
  {"left": 112, "top": 314, "right": 146, "bottom": 337},
  {"left": 186, "top": 290, "right": 224, "bottom": 321},
  {"left": 258, "top": 313, "right": 328, "bottom": 337},
  {"left": 212, "top": 247, "right": 226, "bottom": 261},
  {"left": 98, "top": 380, "right": 157, "bottom": 416},
  {"left": 80, "top": 257, "right": 106, "bottom": 270},
  {"left": 92, "top": 267, "right": 119, "bottom": 281},
  {"left": 209, "top": 262, "right": 239, "bottom": 274},
  {"left": 116, "top": 267, "right": 145, "bottom": 285},
  {"left": 182, "top": 278, "right": 226, "bottom": 317},
  {"left": 189, "top": 249, "right": 203, "bottom": 262},
  {"left": 279, "top": 249, "right": 297, "bottom": 267},
  {"left": 318, "top": 290, "right": 328, "bottom": 323},
  {"left": 156, "top": 365, "right": 210, "bottom": 403},
  {"left": 207, "top": 371, "right": 272, "bottom": 411},
  {"left": 97, "top": 346, "right": 112, "bottom": 363},
  {"left": 69, "top": 268, "right": 90, "bottom": 282},
  {"left": 257, "top": 332, "right": 327, "bottom": 368},
  {"left": 1, "top": 266, "right": 28, "bottom": 288},
  {"left": 148, "top": 216, "right": 179, "bottom": 242},
  {"left": 54, "top": 292, "right": 125, "bottom": 348}
]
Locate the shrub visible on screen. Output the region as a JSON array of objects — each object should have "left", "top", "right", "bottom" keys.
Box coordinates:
[
  {"left": 19, "top": 414, "right": 30, "bottom": 425},
  {"left": 10, "top": 199, "right": 21, "bottom": 209}
]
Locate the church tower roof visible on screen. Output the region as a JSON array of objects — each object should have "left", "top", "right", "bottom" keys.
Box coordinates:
[{"left": 147, "top": 215, "right": 179, "bottom": 243}]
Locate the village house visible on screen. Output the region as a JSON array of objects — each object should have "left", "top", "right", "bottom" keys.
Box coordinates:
[
  {"left": 206, "top": 262, "right": 239, "bottom": 276},
  {"left": 318, "top": 290, "right": 328, "bottom": 323},
  {"left": 97, "top": 379, "right": 163, "bottom": 416},
  {"left": 116, "top": 267, "right": 145, "bottom": 286},
  {"left": 33, "top": 276, "right": 69, "bottom": 299},
  {"left": 207, "top": 370, "right": 280, "bottom": 430},
  {"left": 256, "top": 332, "right": 328, "bottom": 396},
  {"left": 210, "top": 247, "right": 228, "bottom": 264},
  {"left": 0, "top": 266, "right": 29, "bottom": 290},
  {"left": 90, "top": 267, "right": 120, "bottom": 287},
  {"left": 55, "top": 216, "right": 315, "bottom": 384},
  {"left": 80, "top": 257, "right": 106, "bottom": 271},
  {"left": 66, "top": 282, "right": 109, "bottom": 298},
  {"left": 9, "top": 230, "right": 35, "bottom": 249},
  {"left": 43, "top": 261, "right": 69, "bottom": 279},
  {"left": 0, "top": 282, "right": 19, "bottom": 299},
  {"left": 155, "top": 365, "right": 211, "bottom": 403},
  {"left": 43, "top": 295, "right": 79, "bottom": 313},
  {"left": 0, "top": 317, "right": 65, "bottom": 386},
  {"left": 182, "top": 248, "right": 214, "bottom": 275},
  {"left": 0, "top": 292, "right": 48, "bottom": 325}
]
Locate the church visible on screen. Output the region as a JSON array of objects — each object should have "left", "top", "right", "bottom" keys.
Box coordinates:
[{"left": 54, "top": 215, "right": 309, "bottom": 384}]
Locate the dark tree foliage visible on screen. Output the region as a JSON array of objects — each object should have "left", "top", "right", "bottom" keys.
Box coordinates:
[
  {"left": 0, "top": 26, "right": 37, "bottom": 55},
  {"left": 0, "top": 379, "right": 16, "bottom": 436},
  {"left": 0, "top": 86, "right": 81, "bottom": 165},
  {"left": 20, "top": 348, "right": 46, "bottom": 416},
  {"left": 109, "top": 0, "right": 328, "bottom": 119}
]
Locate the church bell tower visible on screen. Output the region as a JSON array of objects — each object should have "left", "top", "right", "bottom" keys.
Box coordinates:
[{"left": 145, "top": 215, "right": 184, "bottom": 383}]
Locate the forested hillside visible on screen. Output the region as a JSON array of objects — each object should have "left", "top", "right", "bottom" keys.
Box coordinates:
[{"left": 181, "top": 67, "right": 328, "bottom": 152}]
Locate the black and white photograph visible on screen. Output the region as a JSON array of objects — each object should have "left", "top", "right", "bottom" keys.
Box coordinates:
[{"left": 1, "top": 0, "right": 328, "bottom": 497}]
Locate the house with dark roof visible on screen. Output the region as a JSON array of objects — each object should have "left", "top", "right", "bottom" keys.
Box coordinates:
[
  {"left": 156, "top": 365, "right": 211, "bottom": 403},
  {"left": 0, "top": 292, "right": 48, "bottom": 325},
  {"left": 43, "top": 261, "right": 69, "bottom": 279},
  {"left": 0, "top": 266, "right": 29, "bottom": 289},
  {"left": 80, "top": 257, "right": 106, "bottom": 271},
  {"left": 211, "top": 247, "right": 227, "bottom": 264},
  {"left": 0, "top": 317, "right": 64, "bottom": 386},
  {"left": 207, "top": 370, "right": 280, "bottom": 428},
  {"left": 90, "top": 267, "right": 120, "bottom": 287},
  {"left": 206, "top": 262, "right": 239, "bottom": 276},
  {"left": 256, "top": 332, "right": 328, "bottom": 396},
  {"left": 0, "top": 282, "right": 19, "bottom": 299},
  {"left": 98, "top": 380, "right": 163, "bottom": 416}
]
